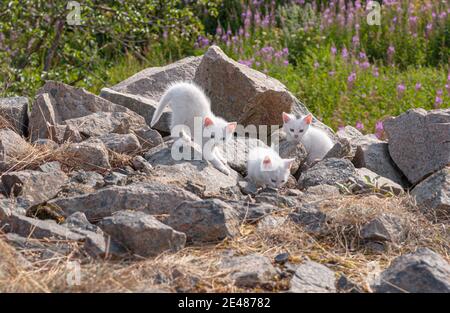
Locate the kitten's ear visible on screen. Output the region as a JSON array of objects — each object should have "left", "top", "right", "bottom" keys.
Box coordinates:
[
  {"left": 204, "top": 117, "right": 214, "bottom": 127},
  {"left": 304, "top": 114, "right": 313, "bottom": 125},
  {"left": 282, "top": 112, "right": 293, "bottom": 123},
  {"left": 284, "top": 158, "right": 295, "bottom": 169},
  {"left": 227, "top": 122, "right": 237, "bottom": 133},
  {"left": 262, "top": 156, "right": 272, "bottom": 169}
]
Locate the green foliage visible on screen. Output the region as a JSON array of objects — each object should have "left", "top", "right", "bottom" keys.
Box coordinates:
[{"left": 0, "top": 0, "right": 221, "bottom": 97}]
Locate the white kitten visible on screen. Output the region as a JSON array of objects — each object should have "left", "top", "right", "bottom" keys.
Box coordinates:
[
  {"left": 151, "top": 82, "right": 237, "bottom": 175},
  {"left": 282, "top": 112, "right": 333, "bottom": 165},
  {"left": 247, "top": 147, "right": 295, "bottom": 188}
]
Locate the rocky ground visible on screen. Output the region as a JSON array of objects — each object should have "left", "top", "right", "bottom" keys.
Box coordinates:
[{"left": 0, "top": 46, "right": 449, "bottom": 293}]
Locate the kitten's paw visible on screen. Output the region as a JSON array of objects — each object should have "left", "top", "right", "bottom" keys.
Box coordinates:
[{"left": 220, "top": 167, "right": 230, "bottom": 176}]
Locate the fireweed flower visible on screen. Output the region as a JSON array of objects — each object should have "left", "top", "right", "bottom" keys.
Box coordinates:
[
  {"left": 415, "top": 83, "right": 422, "bottom": 91},
  {"left": 375, "top": 121, "right": 384, "bottom": 139},
  {"left": 397, "top": 83, "right": 406, "bottom": 96},
  {"left": 360, "top": 61, "right": 370, "bottom": 70},
  {"left": 314, "top": 62, "right": 320, "bottom": 69},
  {"left": 355, "top": 121, "right": 364, "bottom": 130},
  {"left": 375, "top": 121, "right": 384, "bottom": 132},
  {"left": 372, "top": 66, "right": 379, "bottom": 77},
  {"left": 342, "top": 47, "right": 349, "bottom": 60},
  {"left": 347, "top": 72, "right": 356, "bottom": 89},
  {"left": 387, "top": 45, "right": 395, "bottom": 65},
  {"left": 435, "top": 96, "right": 443, "bottom": 108},
  {"left": 331, "top": 45, "right": 337, "bottom": 55},
  {"left": 328, "top": 71, "right": 335, "bottom": 76},
  {"left": 283, "top": 60, "right": 289, "bottom": 66}
]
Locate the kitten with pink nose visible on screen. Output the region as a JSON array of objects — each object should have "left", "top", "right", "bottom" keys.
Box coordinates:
[{"left": 282, "top": 112, "right": 333, "bottom": 165}]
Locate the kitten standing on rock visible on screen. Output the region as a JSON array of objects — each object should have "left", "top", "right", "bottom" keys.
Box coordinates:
[
  {"left": 247, "top": 147, "right": 295, "bottom": 188},
  {"left": 282, "top": 112, "right": 333, "bottom": 165},
  {"left": 151, "top": 82, "right": 237, "bottom": 175}
]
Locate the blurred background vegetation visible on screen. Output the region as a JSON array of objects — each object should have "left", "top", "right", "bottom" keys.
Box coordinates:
[{"left": 0, "top": 0, "right": 448, "bottom": 135}]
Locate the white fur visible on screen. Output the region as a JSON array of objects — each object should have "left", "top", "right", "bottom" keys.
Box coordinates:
[
  {"left": 247, "top": 147, "right": 294, "bottom": 188},
  {"left": 282, "top": 113, "right": 333, "bottom": 165},
  {"left": 151, "top": 82, "right": 236, "bottom": 175}
]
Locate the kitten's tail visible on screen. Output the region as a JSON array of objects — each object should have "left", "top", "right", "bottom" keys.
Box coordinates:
[{"left": 150, "top": 90, "right": 172, "bottom": 127}]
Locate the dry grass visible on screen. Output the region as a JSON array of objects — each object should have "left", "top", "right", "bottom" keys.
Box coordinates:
[
  {"left": 0, "top": 140, "right": 136, "bottom": 176},
  {"left": 0, "top": 194, "right": 448, "bottom": 293}
]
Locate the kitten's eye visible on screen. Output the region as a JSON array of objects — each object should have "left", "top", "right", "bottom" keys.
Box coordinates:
[
  {"left": 210, "top": 134, "right": 215, "bottom": 139},
  {"left": 271, "top": 178, "right": 277, "bottom": 183},
  {"left": 290, "top": 128, "right": 295, "bottom": 132},
  {"left": 299, "top": 129, "right": 304, "bottom": 133}
]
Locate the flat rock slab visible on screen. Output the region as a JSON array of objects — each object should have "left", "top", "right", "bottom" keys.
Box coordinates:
[
  {"left": 145, "top": 141, "right": 240, "bottom": 195},
  {"left": 372, "top": 248, "right": 450, "bottom": 293},
  {"left": 1, "top": 170, "right": 68, "bottom": 206},
  {"left": 218, "top": 254, "right": 278, "bottom": 288},
  {"left": 98, "top": 210, "right": 186, "bottom": 257},
  {"left": 289, "top": 261, "right": 337, "bottom": 293},
  {"left": 49, "top": 182, "right": 201, "bottom": 221},
  {"left": 166, "top": 199, "right": 240, "bottom": 243},
  {"left": 1, "top": 212, "right": 84, "bottom": 241},
  {"left": 356, "top": 167, "right": 404, "bottom": 195},
  {"left": 384, "top": 108, "right": 450, "bottom": 184},
  {"left": 298, "top": 158, "right": 356, "bottom": 189}
]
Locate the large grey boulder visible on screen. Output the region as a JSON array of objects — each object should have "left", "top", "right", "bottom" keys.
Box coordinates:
[
  {"left": 102, "top": 56, "right": 203, "bottom": 133},
  {"left": 0, "top": 129, "right": 31, "bottom": 172},
  {"left": 166, "top": 199, "right": 240, "bottom": 243},
  {"left": 289, "top": 261, "right": 337, "bottom": 293},
  {"left": 49, "top": 182, "right": 201, "bottom": 220},
  {"left": 194, "top": 46, "right": 310, "bottom": 128},
  {"left": 372, "top": 248, "right": 450, "bottom": 293},
  {"left": 384, "top": 108, "right": 450, "bottom": 184},
  {"left": 98, "top": 210, "right": 186, "bottom": 257},
  {"left": 0, "top": 97, "right": 29, "bottom": 136},
  {"left": 411, "top": 167, "right": 449, "bottom": 216},
  {"left": 218, "top": 254, "right": 278, "bottom": 288},
  {"left": 1, "top": 170, "right": 68, "bottom": 206}
]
